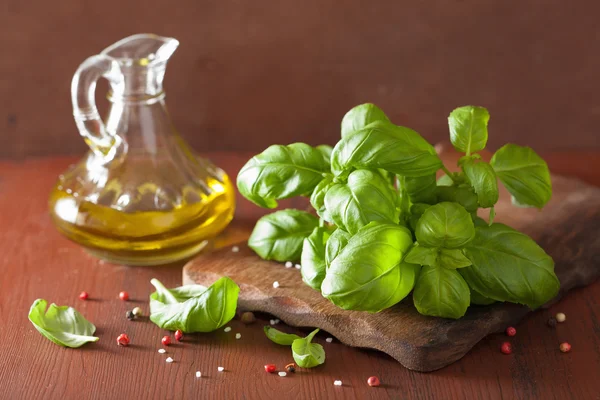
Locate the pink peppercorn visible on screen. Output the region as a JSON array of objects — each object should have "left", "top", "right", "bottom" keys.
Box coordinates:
[
  {"left": 264, "top": 364, "right": 276, "bottom": 373},
  {"left": 506, "top": 326, "right": 517, "bottom": 337},
  {"left": 79, "top": 291, "right": 89, "bottom": 300},
  {"left": 500, "top": 342, "right": 512, "bottom": 354},
  {"left": 161, "top": 336, "right": 171, "bottom": 346},
  {"left": 175, "top": 330, "right": 183, "bottom": 342},
  {"left": 367, "top": 376, "right": 381, "bottom": 387},
  {"left": 117, "top": 333, "right": 130, "bottom": 346},
  {"left": 119, "top": 291, "right": 129, "bottom": 301},
  {"left": 560, "top": 342, "right": 571, "bottom": 353}
]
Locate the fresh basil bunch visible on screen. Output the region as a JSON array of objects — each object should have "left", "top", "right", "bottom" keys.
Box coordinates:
[{"left": 238, "top": 104, "right": 558, "bottom": 319}]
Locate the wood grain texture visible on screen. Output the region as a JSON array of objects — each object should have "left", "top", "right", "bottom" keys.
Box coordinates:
[
  {"left": 183, "top": 175, "right": 600, "bottom": 371},
  {"left": 2, "top": 0, "right": 600, "bottom": 159},
  {"left": 0, "top": 154, "right": 599, "bottom": 399}
]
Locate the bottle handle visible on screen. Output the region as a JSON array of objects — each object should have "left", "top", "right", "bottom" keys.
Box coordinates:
[{"left": 71, "top": 54, "right": 124, "bottom": 158}]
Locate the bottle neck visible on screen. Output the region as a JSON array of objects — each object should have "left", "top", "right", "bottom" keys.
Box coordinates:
[{"left": 107, "top": 63, "right": 166, "bottom": 104}]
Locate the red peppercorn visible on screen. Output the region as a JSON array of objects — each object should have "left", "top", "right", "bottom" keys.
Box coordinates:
[
  {"left": 506, "top": 326, "right": 517, "bottom": 337},
  {"left": 119, "top": 291, "right": 129, "bottom": 301},
  {"left": 500, "top": 342, "right": 512, "bottom": 354},
  {"left": 264, "top": 364, "right": 276, "bottom": 373},
  {"left": 79, "top": 291, "right": 89, "bottom": 300},
  {"left": 161, "top": 336, "right": 171, "bottom": 346},
  {"left": 367, "top": 376, "right": 381, "bottom": 387},
  {"left": 117, "top": 333, "right": 130, "bottom": 346},
  {"left": 175, "top": 330, "right": 183, "bottom": 342},
  {"left": 560, "top": 342, "right": 571, "bottom": 353}
]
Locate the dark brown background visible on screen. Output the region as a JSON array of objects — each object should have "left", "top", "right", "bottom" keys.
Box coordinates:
[{"left": 1, "top": 0, "right": 598, "bottom": 159}]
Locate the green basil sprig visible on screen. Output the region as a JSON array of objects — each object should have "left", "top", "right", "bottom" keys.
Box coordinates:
[
  {"left": 28, "top": 299, "right": 99, "bottom": 348},
  {"left": 264, "top": 326, "right": 302, "bottom": 345},
  {"left": 300, "top": 226, "right": 332, "bottom": 290},
  {"left": 264, "top": 327, "right": 326, "bottom": 368},
  {"left": 149, "top": 277, "right": 239, "bottom": 333}
]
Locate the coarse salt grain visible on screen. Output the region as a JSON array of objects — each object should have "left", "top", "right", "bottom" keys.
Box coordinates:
[
  {"left": 232, "top": 246, "right": 240, "bottom": 253},
  {"left": 166, "top": 357, "right": 174, "bottom": 363},
  {"left": 273, "top": 319, "right": 280, "bottom": 324},
  {"left": 273, "top": 281, "right": 280, "bottom": 289},
  {"left": 218, "top": 367, "right": 224, "bottom": 372},
  {"left": 195, "top": 371, "right": 202, "bottom": 378},
  {"left": 334, "top": 380, "right": 342, "bottom": 386},
  {"left": 224, "top": 327, "right": 232, "bottom": 332},
  {"left": 278, "top": 372, "right": 287, "bottom": 377},
  {"left": 158, "top": 349, "right": 166, "bottom": 354},
  {"left": 326, "top": 337, "right": 333, "bottom": 343},
  {"left": 285, "top": 261, "right": 293, "bottom": 268},
  {"left": 556, "top": 312, "right": 566, "bottom": 322},
  {"left": 295, "top": 264, "right": 301, "bottom": 269},
  {"left": 270, "top": 319, "right": 275, "bottom": 325},
  {"left": 235, "top": 333, "right": 241, "bottom": 339}
]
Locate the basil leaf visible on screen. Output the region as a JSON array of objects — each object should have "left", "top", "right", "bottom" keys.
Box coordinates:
[
  {"left": 291, "top": 329, "right": 325, "bottom": 368},
  {"left": 301, "top": 226, "right": 332, "bottom": 290},
  {"left": 28, "top": 299, "right": 98, "bottom": 348},
  {"left": 415, "top": 202, "right": 475, "bottom": 249},
  {"left": 436, "top": 185, "right": 479, "bottom": 213},
  {"left": 437, "top": 174, "right": 454, "bottom": 187},
  {"left": 316, "top": 144, "right": 333, "bottom": 165},
  {"left": 341, "top": 103, "right": 389, "bottom": 138},
  {"left": 399, "top": 174, "right": 438, "bottom": 204},
  {"left": 331, "top": 120, "right": 442, "bottom": 177},
  {"left": 461, "top": 223, "right": 560, "bottom": 308},
  {"left": 413, "top": 265, "right": 470, "bottom": 319},
  {"left": 490, "top": 144, "right": 552, "bottom": 209},
  {"left": 405, "top": 245, "right": 471, "bottom": 269},
  {"left": 264, "top": 326, "right": 302, "bottom": 345},
  {"left": 149, "top": 277, "right": 239, "bottom": 333},
  {"left": 463, "top": 160, "right": 499, "bottom": 208},
  {"left": 309, "top": 176, "right": 334, "bottom": 222},
  {"left": 321, "top": 222, "right": 419, "bottom": 312},
  {"left": 324, "top": 169, "right": 399, "bottom": 234},
  {"left": 408, "top": 203, "right": 431, "bottom": 232},
  {"left": 248, "top": 209, "right": 319, "bottom": 262},
  {"left": 470, "top": 288, "right": 497, "bottom": 305},
  {"left": 448, "top": 105, "right": 489, "bottom": 154},
  {"left": 237, "top": 143, "right": 330, "bottom": 208},
  {"left": 325, "top": 228, "right": 351, "bottom": 268}
]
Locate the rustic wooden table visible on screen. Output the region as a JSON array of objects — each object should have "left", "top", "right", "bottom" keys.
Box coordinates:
[{"left": 1, "top": 152, "right": 599, "bottom": 400}]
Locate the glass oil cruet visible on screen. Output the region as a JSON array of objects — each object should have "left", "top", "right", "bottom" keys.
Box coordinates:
[{"left": 49, "top": 34, "right": 235, "bottom": 265}]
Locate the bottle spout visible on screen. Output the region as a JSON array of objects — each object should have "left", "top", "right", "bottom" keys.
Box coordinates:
[{"left": 101, "top": 34, "right": 179, "bottom": 66}]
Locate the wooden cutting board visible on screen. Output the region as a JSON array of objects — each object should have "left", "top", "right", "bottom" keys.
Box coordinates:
[{"left": 183, "top": 174, "right": 600, "bottom": 371}]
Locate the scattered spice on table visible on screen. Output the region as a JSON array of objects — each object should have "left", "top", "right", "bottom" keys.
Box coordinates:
[
  {"left": 272, "top": 281, "right": 280, "bottom": 289},
  {"left": 162, "top": 336, "right": 171, "bottom": 346},
  {"left": 367, "top": 376, "right": 380, "bottom": 387},
  {"left": 175, "top": 330, "right": 183, "bottom": 341},
  {"left": 285, "top": 363, "right": 296, "bottom": 373},
  {"left": 285, "top": 261, "right": 293, "bottom": 268},
  {"left": 119, "top": 291, "right": 129, "bottom": 301},
  {"left": 224, "top": 327, "right": 232, "bottom": 333},
  {"left": 241, "top": 311, "right": 256, "bottom": 324},
  {"left": 500, "top": 342, "right": 512, "bottom": 354},
  {"left": 165, "top": 357, "right": 174, "bottom": 363},
  {"left": 294, "top": 264, "right": 301, "bottom": 270},
  {"left": 556, "top": 312, "right": 566, "bottom": 323},
  {"left": 132, "top": 307, "right": 142, "bottom": 317},
  {"left": 326, "top": 337, "right": 333, "bottom": 343},
  {"left": 278, "top": 372, "right": 287, "bottom": 377},
  {"left": 231, "top": 246, "right": 240, "bottom": 253},
  {"left": 126, "top": 310, "right": 135, "bottom": 320},
  {"left": 195, "top": 371, "right": 202, "bottom": 378},
  {"left": 117, "top": 333, "right": 130, "bottom": 346},
  {"left": 547, "top": 317, "right": 557, "bottom": 327},
  {"left": 560, "top": 342, "right": 572, "bottom": 353},
  {"left": 235, "top": 333, "right": 241, "bottom": 340},
  {"left": 217, "top": 367, "right": 224, "bottom": 372},
  {"left": 158, "top": 349, "right": 166, "bottom": 354},
  {"left": 264, "top": 364, "right": 276, "bottom": 373},
  {"left": 79, "top": 291, "right": 89, "bottom": 300},
  {"left": 334, "top": 380, "right": 342, "bottom": 386},
  {"left": 506, "top": 326, "right": 516, "bottom": 337}
]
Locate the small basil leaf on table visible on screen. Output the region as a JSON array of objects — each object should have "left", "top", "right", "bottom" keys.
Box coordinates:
[
  {"left": 264, "top": 326, "right": 302, "bottom": 345},
  {"left": 490, "top": 143, "right": 552, "bottom": 208},
  {"left": 405, "top": 246, "right": 471, "bottom": 269},
  {"left": 331, "top": 120, "right": 443, "bottom": 177},
  {"left": 149, "top": 277, "right": 239, "bottom": 333},
  {"left": 436, "top": 185, "right": 479, "bottom": 214},
  {"left": 28, "top": 299, "right": 99, "bottom": 348},
  {"left": 412, "top": 265, "right": 471, "bottom": 319},
  {"left": 321, "top": 222, "right": 419, "bottom": 312},
  {"left": 461, "top": 223, "right": 560, "bottom": 308},
  {"left": 237, "top": 143, "right": 330, "bottom": 208},
  {"left": 462, "top": 160, "right": 499, "bottom": 208},
  {"left": 316, "top": 144, "right": 333, "bottom": 165},
  {"left": 341, "top": 103, "right": 389, "bottom": 138},
  {"left": 448, "top": 105, "right": 490, "bottom": 154},
  {"left": 291, "top": 329, "right": 326, "bottom": 368},
  {"left": 470, "top": 287, "right": 497, "bottom": 306},
  {"left": 310, "top": 176, "right": 334, "bottom": 222},
  {"left": 415, "top": 202, "right": 475, "bottom": 248},
  {"left": 325, "top": 228, "right": 351, "bottom": 268},
  {"left": 248, "top": 209, "right": 319, "bottom": 262},
  {"left": 399, "top": 173, "right": 438, "bottom": 204},
  {"left": 301, "top": 226, "right": 333, "bottom": 290},
  {"left": 324, "top": 169, "right": 399, "bottom": 234}
]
